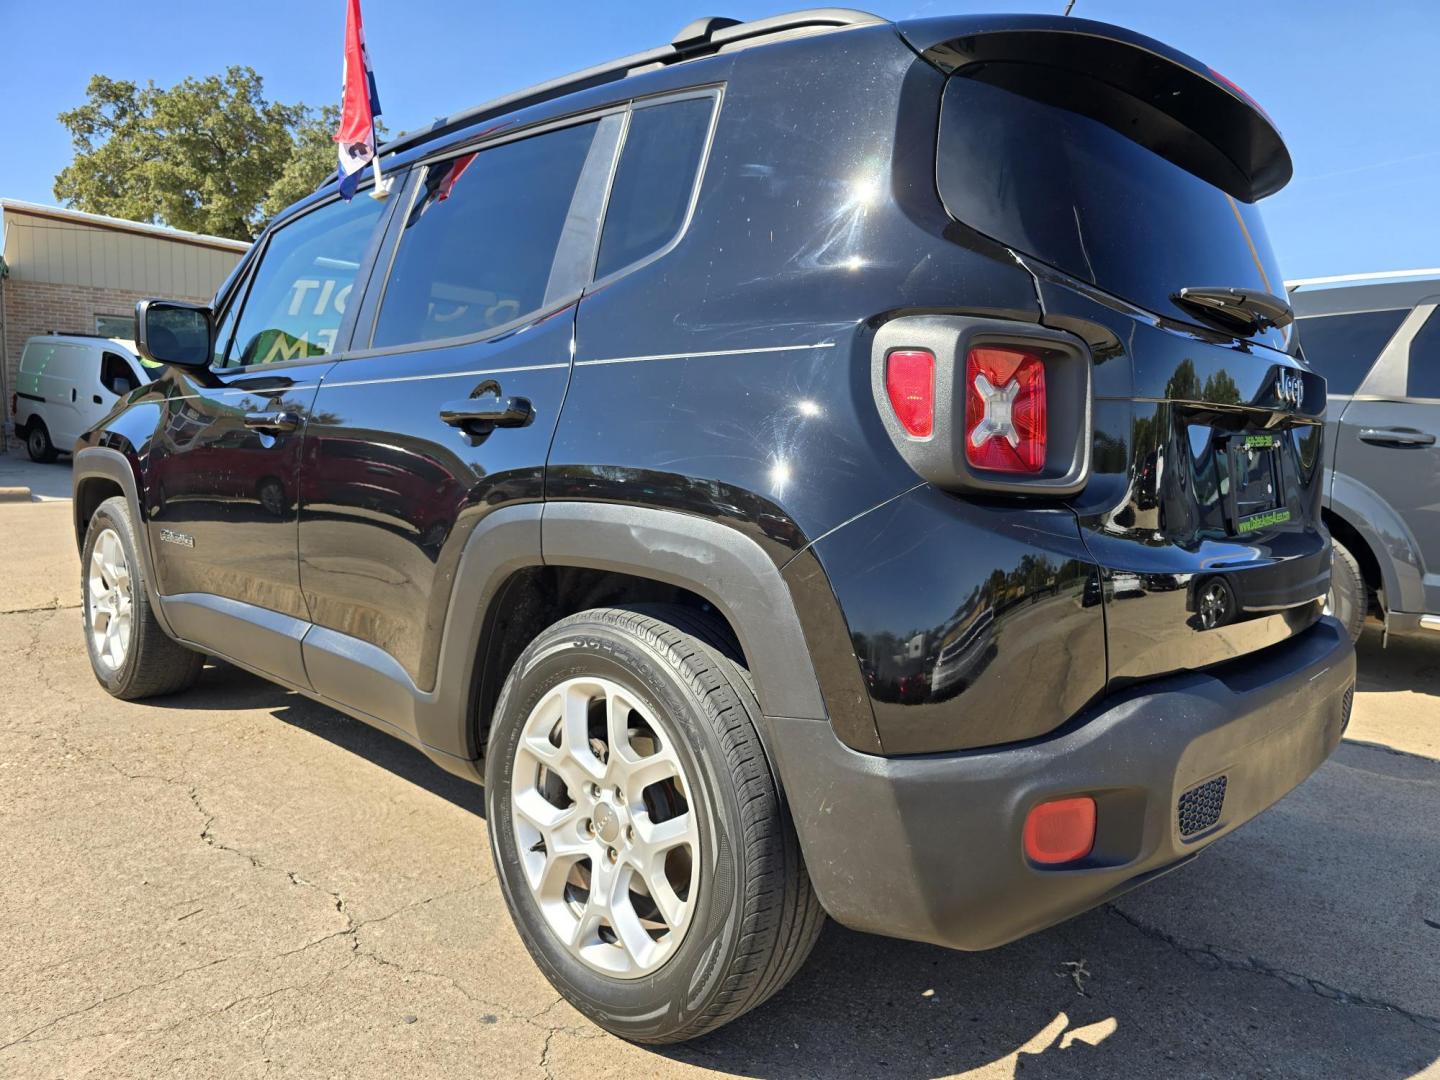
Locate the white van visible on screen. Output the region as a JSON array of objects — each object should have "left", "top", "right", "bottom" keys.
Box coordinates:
[{"left": 12, "top": 335, "right": 153, "bottom": 462}]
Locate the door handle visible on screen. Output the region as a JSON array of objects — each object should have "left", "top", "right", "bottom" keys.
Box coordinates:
[
  {"left": 1358, "top": 427, "right": 1436, "bottom": 448},
  {"left": 93, "top": 395, "right": 103, "bottom": 405},
  {"left": 439, "top": 392, "right": 534, "bottom": 434},
  {"left": 244, "top": 411, "right": 301, "bottom": 433}
]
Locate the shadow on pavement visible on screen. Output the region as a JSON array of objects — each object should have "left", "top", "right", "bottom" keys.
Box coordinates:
[
  {"left": 153, "top": 659, "right": 488, "bottom": 819},
  {"left": 1356, "top": 625, "right": 1440, "bottom": 697},
  {"left": 158, "top": 659, "right": 1439, "bottom": 1079}
]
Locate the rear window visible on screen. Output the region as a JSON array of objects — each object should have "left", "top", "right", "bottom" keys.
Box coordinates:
[
  {"left": 1405, "top": 309, "right": 1440, "bottom": 399},
  {"left": 595, "top": 96, "right": 713, "bottom": 280},
  {"left": 937, "top": 69, "right": 1285, "bottom": 333},
  {"left": 1295, "top": 309, "right": 1408, "bottom": 395}
]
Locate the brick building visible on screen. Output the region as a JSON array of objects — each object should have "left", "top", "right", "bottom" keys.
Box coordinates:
[{"left": 0, "top": 199, "right": 248, "bottom": 439}]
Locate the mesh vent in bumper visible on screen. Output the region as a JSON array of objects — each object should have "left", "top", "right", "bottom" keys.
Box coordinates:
[{"left": 1178, "top": 775, "right": 1228, "bottom": 839}]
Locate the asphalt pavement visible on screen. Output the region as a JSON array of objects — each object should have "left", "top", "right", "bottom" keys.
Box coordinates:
[{"left": 1, "top": 456, "right": 1436, "bottom": 1078}]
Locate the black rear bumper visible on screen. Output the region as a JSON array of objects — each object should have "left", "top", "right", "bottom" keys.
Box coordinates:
[{"left": 767, "top": 616, "right": 1354, "bottom": 951}]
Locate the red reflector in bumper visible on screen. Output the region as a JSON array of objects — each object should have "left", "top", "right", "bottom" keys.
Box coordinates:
[{"left": 1023, "top": 796, "right": 1096, "bottom": 864}]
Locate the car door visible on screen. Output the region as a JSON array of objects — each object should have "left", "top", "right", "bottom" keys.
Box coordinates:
[
  {"left": 1333, "top": 299, "right": 1440, "bottom": 613},
  {"left": 1293, "top": 305, "right": 1410, "bottom": 477},
  {"left": 84, "top": 349, "right": 138, "bottom": 430},
  {"left": 146, "top": 190, "right": 392, "bottom": 686},
  {"left": 44, "top": 342, "right": 89, "bottom": 447},
  {"left": 296, "top": 111, "right": 623, "bottom": 735}
]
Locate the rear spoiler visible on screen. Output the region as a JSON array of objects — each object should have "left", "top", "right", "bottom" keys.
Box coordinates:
[{"left": 898, "top": 14, "right": 1292, "bottom": 201}]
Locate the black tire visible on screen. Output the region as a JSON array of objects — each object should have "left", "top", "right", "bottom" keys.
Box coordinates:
[
  {"left": 1327, "top": 537, "right": 1367, "bottom": 644},
  {"left": 485, "top": 604, "right": 824, "bottom": 1044},
  {"left": 81, "top": 496, "right": 204, "bottom": 699},
  {"left": 25, "top": 420, "right": 58, "bottom": 463}
]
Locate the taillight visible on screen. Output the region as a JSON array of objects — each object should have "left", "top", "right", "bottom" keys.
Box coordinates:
[
  {"left": 965, "top": 346, "right": 1046, "bottom": 473},
  {"left": 885, "top": 349, "right": 934, "bottom": 438},
  {"left": 870, "top": 315, "right": 1090, "bottom": 496}
]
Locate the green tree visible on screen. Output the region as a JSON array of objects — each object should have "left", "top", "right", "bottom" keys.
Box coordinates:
[
  {"left": 54, "top": 68, "right": 358, "bottom": 241},
  {"left": 260, "top": 105, "right": 345, "bottom": 221}
]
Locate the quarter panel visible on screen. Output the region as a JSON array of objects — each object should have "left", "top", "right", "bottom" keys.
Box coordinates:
[{"left": 811, "top": 484, "right": 1107, "bottom": 754}]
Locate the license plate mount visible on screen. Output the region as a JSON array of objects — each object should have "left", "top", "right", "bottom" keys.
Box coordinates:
[{"left": 1226, "top": 433, "right": 1290, "bottom": 535}]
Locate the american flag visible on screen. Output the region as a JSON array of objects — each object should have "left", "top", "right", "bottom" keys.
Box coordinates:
[{"left": 334, "top": 0, "right": 384, "bottom": 200}]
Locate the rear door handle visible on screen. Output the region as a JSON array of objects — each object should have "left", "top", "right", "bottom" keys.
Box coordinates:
[
  {"left": 439, "top": 392, "right": 534, "bottom": 433},
  {"left": 1358, "top": 427, "right": 1436, "bottom": 447},
  {"left": 244, "top": 411, "right": 301, "bottom": 433}
]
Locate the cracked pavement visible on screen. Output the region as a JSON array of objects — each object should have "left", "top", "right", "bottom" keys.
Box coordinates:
[{"left": 1, "top": 488, "right": 1438, "bottom": 1078}]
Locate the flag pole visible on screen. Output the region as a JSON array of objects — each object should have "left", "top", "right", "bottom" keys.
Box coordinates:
[
  {"left": 369, "top": 121, "right": 392, "bottom": 199},
  {"left": 370, "top": 154, "right": 392, "bottom": 199}
]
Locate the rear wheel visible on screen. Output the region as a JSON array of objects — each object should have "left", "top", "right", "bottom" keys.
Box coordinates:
[
  {"left": 1326, "top": 537, "right": 1367, "bottom": 644},
  {"left": 486, "top": 605, "right": 823, "bottom": 1043},
  {"left": 25, "top": 420, "right": 57, "bottom": 463},
  {"left": 82, "top": 496, "right": 204, "bottom": 699}
]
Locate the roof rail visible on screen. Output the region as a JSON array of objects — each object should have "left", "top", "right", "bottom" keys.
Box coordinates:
[
  {"left": 1286, "top": 268, "right": 1440, "bottom": 291},
  {"left": 373, "top": 9, "right": 882, "bottom": 163}
]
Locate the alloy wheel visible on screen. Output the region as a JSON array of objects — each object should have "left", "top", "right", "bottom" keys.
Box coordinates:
[
  {"left": 510, "top": 676, "right": 700, "bottom": 979},
  {"left": 87, "top": 527, "right": 134, "bottom": 672}
]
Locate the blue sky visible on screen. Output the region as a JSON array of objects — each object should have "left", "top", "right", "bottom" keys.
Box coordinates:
[{"left": 1, "top": 0, "right": 1436, "bottom": 280}]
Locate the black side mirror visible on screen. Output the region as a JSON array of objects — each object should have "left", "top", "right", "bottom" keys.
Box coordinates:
[{"left": 135, "top": 299, "right": 212, "bottom": 369}]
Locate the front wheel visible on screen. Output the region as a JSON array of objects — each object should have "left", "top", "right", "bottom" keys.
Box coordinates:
[
  {"left": 486, "top": 605, "right": 823, "bottom": 1043},
  {"left": 82, "top": 496, "right": 204, "bottom": 699}
]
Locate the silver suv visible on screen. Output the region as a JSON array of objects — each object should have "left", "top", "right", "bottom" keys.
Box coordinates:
[{"left": 1291, "top": 269, "right": 1440, "bottom": 642}]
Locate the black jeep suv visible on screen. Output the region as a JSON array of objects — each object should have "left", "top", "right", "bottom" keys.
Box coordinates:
[{"left": 73, "top": 10, "right": 1354, "bottom": 1043}]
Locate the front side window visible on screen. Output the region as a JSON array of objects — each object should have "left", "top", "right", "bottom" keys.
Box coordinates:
[
  {"left": 222, "top": 195, "right": 387, "bottom": 367},
  {"left": 371, "top": 121, "right": 600, "bottom": 349},
  {"left": 1295, "top": 309, "right": 1408, "bottom": 396},
  {"left": 100, "top": 352, "right": 142, "bottom": 394},
  {"left": 594, "top": 96, "right": 714, "bottom": 280}
]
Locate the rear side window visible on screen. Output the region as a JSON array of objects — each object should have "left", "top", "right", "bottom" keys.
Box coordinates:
[
  {"left": 372, "top": 121, "right": 600, "bottom": 349},
  {"left": 1405, "top": 309, "right": 1440, "bottom": 399},
  {"left": 594, "top": 96, "right": 714, "bottom": 280},
  {"left": 222, "top": 193, "right": 387, "bottom": 367},
  {"left": 937, "top": 71, "right": 1284, "bottom": 332},
  {"left": 1295, "top": 309, "right": 1408, "bottom": 395}
]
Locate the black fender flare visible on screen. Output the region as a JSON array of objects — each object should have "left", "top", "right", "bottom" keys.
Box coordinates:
[
  {"left": 400, "top": 501, "right": 830, "bottom": 774},
  {"left": 72, "top": 446, "right": 177, "bottom": 638}
]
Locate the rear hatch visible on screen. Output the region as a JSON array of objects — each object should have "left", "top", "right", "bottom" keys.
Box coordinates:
[{"left": 910, "top": 15, "right": 1330, "bottom": 684}]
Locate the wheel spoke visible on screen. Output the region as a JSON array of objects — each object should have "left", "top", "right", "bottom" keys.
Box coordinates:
[
  {"left": 562, "top": 684, "right": 607, "bottom": 780},
  {"left": 638, "top": 812, "right": 694, "bottom": 852},
  {"left": 609, "top": 882, "right": 655, "bottom": 967},
  {"left": 513, "top": 786, "right": 572, "bottom": 833},
  {"left": 645, "top": 872, "right": 688, "bottom": 930},
  {"left": 622, "top": 753, "right": 682, "bottom": 803},
  {"left": 606, "top": 689, "right": 637, "bottom": 761}
]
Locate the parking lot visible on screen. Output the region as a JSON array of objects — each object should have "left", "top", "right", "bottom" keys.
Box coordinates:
[{"left": 1, "top": 453, "right": 1437, "bottom": 1079}]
